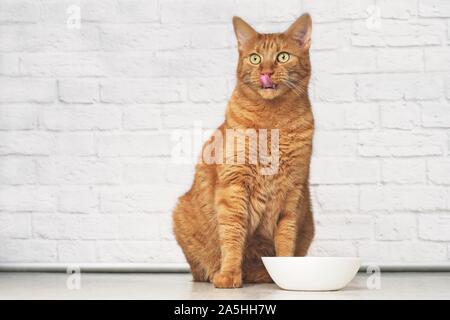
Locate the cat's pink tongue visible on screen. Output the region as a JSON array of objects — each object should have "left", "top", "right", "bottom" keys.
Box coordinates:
[{"left": 259, "top": 74, "right": 273, "bottom": 88}]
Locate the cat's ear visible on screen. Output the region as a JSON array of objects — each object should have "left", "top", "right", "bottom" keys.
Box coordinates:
[
  {"left": 232, "top": 16, "right": 257, "bottom": 50},
  {"left": 285, "top": 13, "right": 312, "bottom": 51}
]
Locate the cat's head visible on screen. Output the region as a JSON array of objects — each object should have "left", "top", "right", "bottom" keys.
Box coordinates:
[{"left": 233, "top": 14, "right": 312, "bottom": 100}]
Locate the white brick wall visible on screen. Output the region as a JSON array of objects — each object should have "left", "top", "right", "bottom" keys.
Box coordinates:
[{"left": 0, "top": 0, "right": 449, "bottom": 264}]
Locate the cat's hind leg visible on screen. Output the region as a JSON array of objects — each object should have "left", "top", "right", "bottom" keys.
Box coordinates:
[
  {"left": 173, "top": 197, "right": 220, "bottom": 282},
  {"left": 173, "top": 200, "right": 208, "bottom": 282},
  {"left": 186, "top": 258, "right": 209, "bottom": 282},
  {"left": 242, "top": 236, "right": 275, "bottom": 283},
  {"left": 243, "top": 262, "right": 273, "bottom": 283}
]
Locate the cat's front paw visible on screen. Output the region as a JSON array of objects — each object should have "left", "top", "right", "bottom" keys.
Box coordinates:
[{"left": 213, "top": 271, "right": 242, "bottom": 289}]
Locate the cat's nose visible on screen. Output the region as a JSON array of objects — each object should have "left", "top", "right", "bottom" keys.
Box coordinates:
[
  {"left": 260, "top": 71, "right": 273, "bottom": 78},
  {"left": 260, "top": 73, "right": 274, "bottom": 88}
]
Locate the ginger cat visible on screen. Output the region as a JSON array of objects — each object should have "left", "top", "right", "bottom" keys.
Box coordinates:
[{"left": 173, "top": 14, "right": 315, "bottom": 288}]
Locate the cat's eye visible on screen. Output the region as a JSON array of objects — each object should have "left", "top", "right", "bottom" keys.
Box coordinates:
[
  {"left": 276, "top": 52, "right": 290, "bottom": 63},
  {"left": 249, "top": 53, "right": 262, "bottom": 65}
]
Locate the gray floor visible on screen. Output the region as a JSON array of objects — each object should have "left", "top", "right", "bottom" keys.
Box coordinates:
[{"left": 0, "top": 272, "right": 449, "bottom": 299}]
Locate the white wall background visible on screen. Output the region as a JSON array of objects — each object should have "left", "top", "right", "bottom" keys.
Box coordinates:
[{"left": 0, "top": 0, "right": 449, "bottom": 264}]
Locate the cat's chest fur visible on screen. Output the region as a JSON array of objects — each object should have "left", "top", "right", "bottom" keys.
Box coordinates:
[
  {"left": 225, "top": 100, "right": 313, "bottom": 237},
  {"left": 246, "top": 127, "right": 312, "bottom": 237}
]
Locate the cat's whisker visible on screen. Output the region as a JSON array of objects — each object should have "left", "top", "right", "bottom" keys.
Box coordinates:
[{"left": 283, "top": 80, "right": 306, "bottom": 97}]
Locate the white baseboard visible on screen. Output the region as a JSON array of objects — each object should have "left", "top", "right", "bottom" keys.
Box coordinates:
[
  {"left": 0, "top": 263, "right": 190, "bottom": 273},
  {"left": 0, "top": 262, "right": 450, "bottom": 273}
]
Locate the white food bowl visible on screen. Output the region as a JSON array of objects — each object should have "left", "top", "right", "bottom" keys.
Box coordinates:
[{"left": 262, "top": 257, "right": 361, "bottom": 291}]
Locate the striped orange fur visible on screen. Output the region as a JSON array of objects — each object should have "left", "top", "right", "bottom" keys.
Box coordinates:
[{"left": 173, "top": 14, "right": 315, "bottom": 288}]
